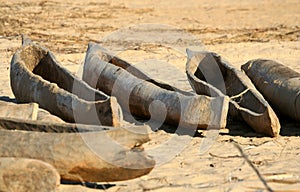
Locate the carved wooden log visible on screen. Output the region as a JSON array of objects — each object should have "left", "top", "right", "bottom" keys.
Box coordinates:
[
  {"left": 10, "top": 37, "right": 122, "bottom": 126},
  {"left": 0, "top": 125, "right": 155, "bottom": 182},
  {"left": 186, "top": 49, "right": 280, "bottom": 137},
  {"left": 83, "top": 43, "right": 229, "bottom": 129},
  {"left": 0, "top": 157, "right": 60, "bottom": 192},
  {"left": 242, "top": 59, "right": 300, "bottom": 122}
]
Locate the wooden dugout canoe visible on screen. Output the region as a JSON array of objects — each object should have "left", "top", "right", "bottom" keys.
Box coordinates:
[
  {"left": 10, "top": 37, "right": 122, "bottom": 126},
  {"left": 186, "top": 49, "right": 280, "bottom": 137},
  {"left": 242, "top": 59, "right": 300, "bottom": 122},
  {"left": 0, "top": 99, "right": 155, "bottom": 182},
  {"left": 0, "top": 122, "right": 155, "bottom": 182},
  {"left": 82, "top": 43, "right": 229, "bottom": 130}
]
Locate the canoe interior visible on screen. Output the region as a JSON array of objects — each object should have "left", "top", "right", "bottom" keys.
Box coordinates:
[
  {"left": 21, "top": 45, "right": 107, "bottom": 102},
  {"left": 87, "top": 44, "right": 194, "bottom": 96},
  {"left": 189, "top": 52, "right": 266, "bottom": 114}
]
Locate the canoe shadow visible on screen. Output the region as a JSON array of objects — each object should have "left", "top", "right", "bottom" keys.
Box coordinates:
[
  {"left": 61, "top": 180, "right": 116, "bottom": 190},
  {"left": 277, "top": 115, "right": 300, "bottom": 136},
  {"left": 0, "top": 96, "right": 17, "bottom": 103},
  {"left": 130, "top": 115, "right": 300, "bottom": 137},
  {"left": 223, "top": 117, "right": 300, "bottom": 137}
]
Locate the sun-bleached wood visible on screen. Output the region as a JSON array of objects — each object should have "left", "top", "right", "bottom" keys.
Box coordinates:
[
  {"left": 83, "top": 43, "right": 229, "bottom": 130},
  {"left": 0, "top": 126, "right": 155, "bottom": 182},
  {"left": 10, "top": 37, "right": 122, "bottom": 126}
]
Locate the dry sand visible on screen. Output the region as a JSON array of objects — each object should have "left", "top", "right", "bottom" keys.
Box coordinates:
[{"left": 0, "top": 0, "right": 300, "bottom": 191}]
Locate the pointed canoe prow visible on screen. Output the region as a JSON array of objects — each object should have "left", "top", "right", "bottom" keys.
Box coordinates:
[{"left": 21, "top": 34, "right": 33, "bottom": 46}]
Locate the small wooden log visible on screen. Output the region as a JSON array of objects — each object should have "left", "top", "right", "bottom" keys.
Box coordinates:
[
  {"left": 0, "top": 101, "right": 38, "bottom": 120},
  {"left": 0, "top": 157, "right": 60, "bottom": 192},
  {"left": 10, "top": 37, "right": 122, "bottom": 126},
  {"left": 242, "top": 59, "right": 300, "bottom": 122},
  {"left": 0, "top": 100, "right": 64, "bottom": 123},
  {"left": 83, "top": 43, "right": 229, "bottom": 129},
  {"left": 0, "top": 126, "right": 155, "bottom": 182},
  {"left": 186, "top": 49, "right": 280, "bottom": 137}
]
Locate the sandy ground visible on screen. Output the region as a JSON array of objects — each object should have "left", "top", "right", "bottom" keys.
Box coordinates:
[{"left": 0, "top": 0, "right": 300, "bottom": 191}]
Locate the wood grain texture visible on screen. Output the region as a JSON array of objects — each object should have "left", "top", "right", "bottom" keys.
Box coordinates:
[
  {"left": 242, "top": 59, "right": 300, "bottom": 122},
  {"left": 10, "top": 38, "right": 122, "bottom": 126},
  {"left": 83, "top": 43, "right": 229, "bottom": 129},
  {"left": 0, "top": 126, "right": 155, "bottom": 182},
  {"left": 186, "top": 49, "right": 280, "bottom": 137}
]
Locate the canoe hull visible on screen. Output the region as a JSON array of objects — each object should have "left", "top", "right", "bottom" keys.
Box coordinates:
[
  {"left": 186, "top": 49, "right": 280, "bottom": 137},
  {"left": 10, "top": 42, "right": 122, "bottom": 126},
  {"left": 83, "top": 43, "right": 229, "bottom": 130}
]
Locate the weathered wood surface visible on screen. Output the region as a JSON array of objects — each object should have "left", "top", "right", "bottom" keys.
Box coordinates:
[
  {"left": 83, "top": 43, "right": 229, "bottom": 129},
  {"left": 87, "top": 45, "right": 194, "bottom": 95},
  {"left": 10, "top": 37, "right": 122, "bottom": 126},
  {"left": 0, "top": 157, "right": 60, "bottom": 192},
  {"left": 37, "top": 108, "right": 65, "bottom": 123},
  {"left": 0, "top": 100, "right": 38, "bottom": 120},
  {"left": 242, "top": 59, "right": 300, "bottom": 122},
  {"left": 0, "top": 126, "right": 155, "bottom": 182},
  {"left": 0, "top": 116, "right": 114, "bottom": 133},
  {"left": 186, "top": 49, "right": 280, "bottom": 137},
  {"left": 0, "top": 100, "right": 64, "bottom": 123}
]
